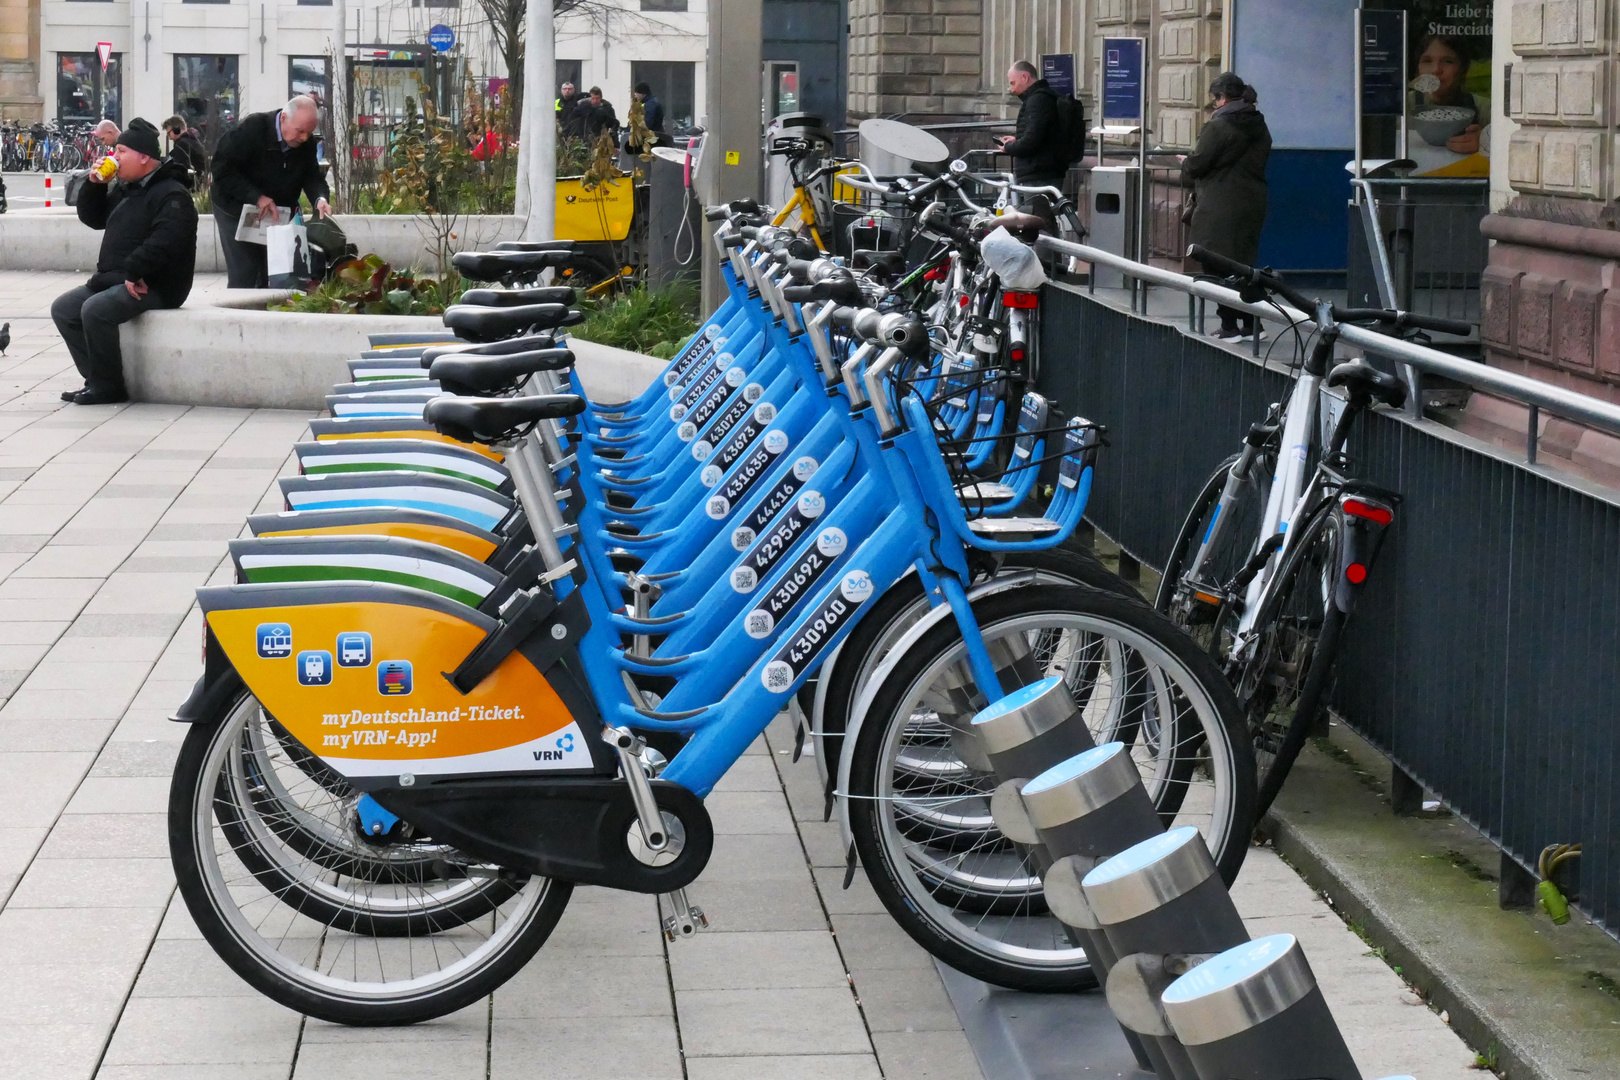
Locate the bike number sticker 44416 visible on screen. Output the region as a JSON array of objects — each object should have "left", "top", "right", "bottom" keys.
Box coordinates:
[{"left": 760, "top": 570, "right": 875, "bottom": 692}]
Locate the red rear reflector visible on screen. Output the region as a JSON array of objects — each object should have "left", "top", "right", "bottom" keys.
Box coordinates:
[
  {"left": 1345, "top": 563, "right": 1368, "bottom": 584},
  {"left": 958, "top": 296, "right": 969, "bottom": 307},
  {"left": 923, "top": 266, "right": 946, "bottom": 281},
  {"left": 1342, "top": 498, "right": 1393, "bottom": 525},
  {"left": 1002, "top": 291, "right": 1040, "bottom": 309},
  {"left": 1010, "top": 349, "right": 1026, "bottom": 362}
]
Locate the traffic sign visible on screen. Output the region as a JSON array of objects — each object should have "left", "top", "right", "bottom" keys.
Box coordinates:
[
  {"left": 427, "top": 25, "right": 455, "bottom": 52},
  {"left": 96, "top": 42, "right": 112, "bottom": 71}
]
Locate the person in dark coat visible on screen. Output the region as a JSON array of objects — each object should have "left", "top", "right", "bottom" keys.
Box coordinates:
[
  {"left": 997, "top": 60, "right": 1066, "bottom": 188},
  {"left": 557, "top": 83, "right": 584, "bottom": 138},
  {"left": 575, "top": 87, "right": 619, "bottom": 144},
  {"left": 1183, "top": 71, "right": 1272, "bottom": 342},
  {"left": 211, "top": 95, "right": 331, "bottom": 288},
  {"left": 163, "top": 115, "right": 208, "bottom": 190},
  {"left": 51, "top": 118, "right": 198, "bottom": 404},
  {"left": 629, "top": 81, "right": 666, "bottom": 152}
]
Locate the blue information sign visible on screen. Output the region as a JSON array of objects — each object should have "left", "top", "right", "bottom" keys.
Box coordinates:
[
  {"left": 1101, "top": 37, "right": 1145, "bottom": 122},
  {"left": 427, "top": 24, "right": 456, "bottom": 52},
  {"left": 1041, "top": 53, "right": 1076, "bottom": 100}
]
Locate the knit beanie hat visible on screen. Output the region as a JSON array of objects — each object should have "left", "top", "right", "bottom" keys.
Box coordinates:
[{"left": 116, "top": 118, "right": 162, "bottom": 159}]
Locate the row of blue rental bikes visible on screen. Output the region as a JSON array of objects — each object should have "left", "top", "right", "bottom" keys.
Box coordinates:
[{"left": 166, "top": 166, "right": 1397, "bottom": 1075}]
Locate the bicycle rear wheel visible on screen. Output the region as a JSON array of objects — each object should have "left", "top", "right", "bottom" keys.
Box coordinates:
[
  {"left": 1235, "top": 500, "right": 1342, "bottom": 818},
  {"left": 847, "top": 585, "right": 1254, "bottom": 992}
]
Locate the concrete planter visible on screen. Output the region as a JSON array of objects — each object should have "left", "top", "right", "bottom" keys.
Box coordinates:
[
  {"left": 117, "top": 290, "right": 663, "bottom": 411},
  {"left": 0, "top": 212, "right": 526, "bottom": 273}
]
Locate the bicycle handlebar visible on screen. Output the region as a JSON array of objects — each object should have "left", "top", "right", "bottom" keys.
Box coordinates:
[{"left": 1186, "top": 245, "right": 1473, "bottom": 337}]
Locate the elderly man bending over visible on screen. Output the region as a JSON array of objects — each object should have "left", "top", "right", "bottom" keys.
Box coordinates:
[
  {"left": 51, "top": 118, "right": 197, "bottom": 405},
  {"left": 93, "top": 119, "right": 120, "bottom": 149},
  {"left": 210, "top": 95, "right": 332, "bottom": 288}
]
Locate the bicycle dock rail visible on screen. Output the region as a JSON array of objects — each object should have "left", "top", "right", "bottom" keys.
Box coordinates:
[{"left": 1031, "top": 232, "right": 1620, "bottom": 945}]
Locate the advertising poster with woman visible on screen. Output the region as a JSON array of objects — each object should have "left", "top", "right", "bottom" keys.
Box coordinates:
[{"left": 1399, "top": 1, "right": 1493, "bottom": 176}]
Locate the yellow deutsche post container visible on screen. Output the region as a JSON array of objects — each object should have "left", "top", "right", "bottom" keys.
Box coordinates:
[{"left": 555, "top": 175, "right": 634, "bottom": 243}]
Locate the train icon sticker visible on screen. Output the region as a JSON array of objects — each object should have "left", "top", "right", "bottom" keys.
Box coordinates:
[
  {"left": 297, "top": 650, "right": 333, "bottom": 686},
  {"left": 256, "top": 623, "right": 293, "bottom": 658},
  {"left": 336, "top": 632, "right": 372, "bottom": 667},
  {"left": 378, "top": 660, "right": 413, "bottom": 696}
]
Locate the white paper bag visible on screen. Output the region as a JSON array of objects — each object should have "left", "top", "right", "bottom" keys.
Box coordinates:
[{"left": 267, "top": 222, "right": 311, "bottom": 288}]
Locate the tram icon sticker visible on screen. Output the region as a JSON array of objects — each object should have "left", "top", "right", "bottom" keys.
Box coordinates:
[
  {"left": 378, "top": 660, "right": 413, "bottom": 696},
  {"left": 256, "top": 623, "right": 293, "bottom": 658},
  {"left": 336, "top": 632, "right": 372, "bottom": 667},
  {"left": 297, "top": 650, "right": 333, "bottom": 686}
]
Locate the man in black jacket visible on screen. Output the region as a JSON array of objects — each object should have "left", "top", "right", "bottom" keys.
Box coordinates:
[
  {"left": 211, "top": 95, "right": 331, "bottom": 287},
  {"left": 51, "top": 118, "right": 198, "bottom": 405},
  {"left": 997, "top": 61, "right": 1067, "bottom": 188}
]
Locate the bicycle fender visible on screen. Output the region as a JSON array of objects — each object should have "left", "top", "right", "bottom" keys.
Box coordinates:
[
  {"left": 169, "top": 624, "right": 246, "bottom": 724},
  {"left": 834, "top": 570, "right": 1046, "bottom": 854}
]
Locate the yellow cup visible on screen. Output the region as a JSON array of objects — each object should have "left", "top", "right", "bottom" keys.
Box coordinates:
[{"left": 94, "top": 155, "right": 118, "bottom": 181}]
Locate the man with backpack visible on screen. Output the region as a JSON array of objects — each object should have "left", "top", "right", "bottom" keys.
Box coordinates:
[{"left": 997, "top": 60, "right": 1083, "bottom": 231}]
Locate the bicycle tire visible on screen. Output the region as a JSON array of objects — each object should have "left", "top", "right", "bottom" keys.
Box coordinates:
[
  {"left": 1234, "top": 499, "right": 1341, "bottom": 818},
  {"left": 1155, "top": 451, "right": 1271, "bottom": 663},
  {"left": 170, "top": 689, "right": 571, "bottom": 1025},
  {"left": 847, "top": 585, "right": 1254, "bottom": 992},
  {"left": 816, "top": 540, "right": 1137, "bottom": 791}
]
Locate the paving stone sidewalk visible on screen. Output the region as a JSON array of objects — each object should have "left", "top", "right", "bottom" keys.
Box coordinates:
[{"left": 1, "top": 271, "right": 1480, "bottom": 1079}]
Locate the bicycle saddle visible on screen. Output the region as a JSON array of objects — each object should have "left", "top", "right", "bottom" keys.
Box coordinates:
[
  {"left": 428, "top": 349, "right": 577, "bottom": 396},
  {"left": 419, "top": 333, "right": 560, "bottom": 367},
  {"left": 452, "top": 249, "right": 575, "bottom": 282},
  {"left": 424, "top": 394, "right": 587, "bottom": 444},
  {"left": 443, "top": 303, "right": 584, "bottom": 343},
  {"left": 992, "top": 211, "right": 1047, "bottom": 241},
  {"left": 493, "top": 240, "right": 579, "bottom": 253},
  {"left": 460, "top": 286, "right": 577, "bottom": 308},
  {"left": 1327, "top": 361, "right": 1407, "bottom": 409}
]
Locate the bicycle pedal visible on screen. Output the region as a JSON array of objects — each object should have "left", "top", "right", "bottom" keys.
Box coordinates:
[{"left": 660, "top": 888, "right": 708, "bottom": 941}]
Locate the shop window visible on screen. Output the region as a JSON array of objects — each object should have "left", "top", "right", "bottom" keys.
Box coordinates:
[
  {"left": 57, "top": 53, "right": 122, "bottom": 125},
  {"left": 175, "top": 55, "right": 241, "bottom": 153},
  {"left": 629, "top": 60, "right": 696, "bottom": 133}
]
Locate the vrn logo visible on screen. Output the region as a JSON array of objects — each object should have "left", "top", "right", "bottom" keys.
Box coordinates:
[{"left": 533, "top": 731, "right": 575, "bottom": 762}]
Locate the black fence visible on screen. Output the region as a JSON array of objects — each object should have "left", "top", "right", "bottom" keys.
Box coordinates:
[{"left": 1038, "top": 284, "right": 1620, "bottom": 939}]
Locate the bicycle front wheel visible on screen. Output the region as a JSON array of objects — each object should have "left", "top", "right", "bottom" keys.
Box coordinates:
[
  {"left": 1235, "top": 499, "right": 1343, "bottom": 818},
  {"left": 847, "top": 585, "right": 1254, "bottom": 992},
  {"left": 170, "top": 689, "right": 571, "bottom": 1025}
]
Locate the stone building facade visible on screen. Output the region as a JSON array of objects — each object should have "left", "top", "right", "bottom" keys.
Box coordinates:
[
  {"left": 849, "top": 0, "right": 1224, "bottom": 152},
  {"left": 0, "top": 0, "right": 42, "bottom": 121}
]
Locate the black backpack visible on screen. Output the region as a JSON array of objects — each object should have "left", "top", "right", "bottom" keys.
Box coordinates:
[{"left": 1053, "top": 94, "right": 1088, "bottom": 166}]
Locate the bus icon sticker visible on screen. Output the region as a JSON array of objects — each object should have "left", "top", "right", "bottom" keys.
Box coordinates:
[
  {"left": 337, "top": 632, "right": 372, "bottom": 667},
  {"left": 297, "top": 650, "right": 333, "bottom": 686},
  {"left": 378, "top": 660, "right": 412, "bottom": 696},
  {"left": 256, "top": 623, "right": 293, "bottom": 658}
]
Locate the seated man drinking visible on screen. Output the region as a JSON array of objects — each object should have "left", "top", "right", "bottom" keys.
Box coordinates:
[{"left": 51, "top": 118, "right": 198, "bottom": 404}]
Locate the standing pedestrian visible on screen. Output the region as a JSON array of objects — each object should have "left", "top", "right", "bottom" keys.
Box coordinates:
[
  {"left": 996, "top": 61, "right": 1066, "bottom": 190},
  {"left": 576, "top": 87, "right": 618, "bottom": 143},
  {"left": 92, "top": 120, "right": 120, "bottom": 150},
  {"left": 629, "top": 81, "right": 665, "bottom": 152},
  {"left": 51, "top": 118, "right": 197, "bottom": 404},
  {"left": 1183, "top": 72, "right": 1272, "bottom": 342},
  {"left": 557, "top": 82, "right": 583, "bottom": 138},
  {"left": 210, "top": 95, "right": 331, "bottom": 288},
  {"left": 163, "top": 115, "right": 208, "bottom": 190}
]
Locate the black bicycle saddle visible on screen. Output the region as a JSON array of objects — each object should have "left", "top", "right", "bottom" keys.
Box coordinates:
[
  {"left": 443, "top": 303, "right": 584, "bottom": 343},
  {"left": 424, "top": 394, "right": 587, "bottom": 444},
  {"left": 428, "top": 349, "right": 576, "bottom": 396},
  {"left": 418, "top": 333, "right": 561, "bottom": 367},
  {"left": 852, "top": 249, "right": 906, "bottom": 274},
  {"left": 460, "top": 286, "right": 578, "bottom": 308},
  {"left": 494, "top": 240, "right": 580, "bottom": 253},
  {"left": 452, "top": 249, "right": 575, "bottom": 282},
  {"left": 1327, "top": 361, "right": 1407, "bottom": 409}
]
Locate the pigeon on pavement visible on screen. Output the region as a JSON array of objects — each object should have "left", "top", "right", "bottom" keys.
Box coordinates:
[{"left": 0, "top": 322, "right": 9, "bottom": 355}]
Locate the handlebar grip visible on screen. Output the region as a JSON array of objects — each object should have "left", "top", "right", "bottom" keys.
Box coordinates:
[
  {"left": 739, "top": 226, "right": 762, "bottom": 240},
  {"left": 781, "top": 285, "right": 819, "bottom": 302},
  {"left": 1395, "top": 311, "right": 1474, "bottom": 336},
  {"left": 704, "top": 206, "right": 729, "bottom": 222},
  {"left": 785, "top": 259, "right": 815, "bottom": 283},
  {"left": 731, "top": 199, "right": 761, "bottom": 215},
  {"left": 911, "top": 160, "right": 942, "bottom": 179},
  {"left": 1185, "top": 244, "right": 1255, "bottom": 280},
  {"left": 721, "top": 235, "right": 749, "bottom": 249}
]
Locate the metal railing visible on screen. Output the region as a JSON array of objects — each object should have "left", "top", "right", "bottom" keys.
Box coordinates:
[
  {"left": 1351, "top": 178, "right": 1488, "bottom": 329},
  {"left": 1027, "top": 235, "right": 1620, "bottom": 941},
  {"left": 1036, "top": 234, "right": 1620, "bottom": 462}
]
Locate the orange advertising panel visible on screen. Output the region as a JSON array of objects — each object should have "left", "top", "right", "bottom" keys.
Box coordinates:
[
  {"left": 208, "top": 600, "right": 588, "bottom": 779},
  {"left": 253, "top": 521, "right": 500, "bottom": 563}
]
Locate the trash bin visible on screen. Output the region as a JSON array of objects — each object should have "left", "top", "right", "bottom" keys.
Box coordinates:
[{"left": 1088, "top": 166, "right": 1140, "bottom": 289}]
